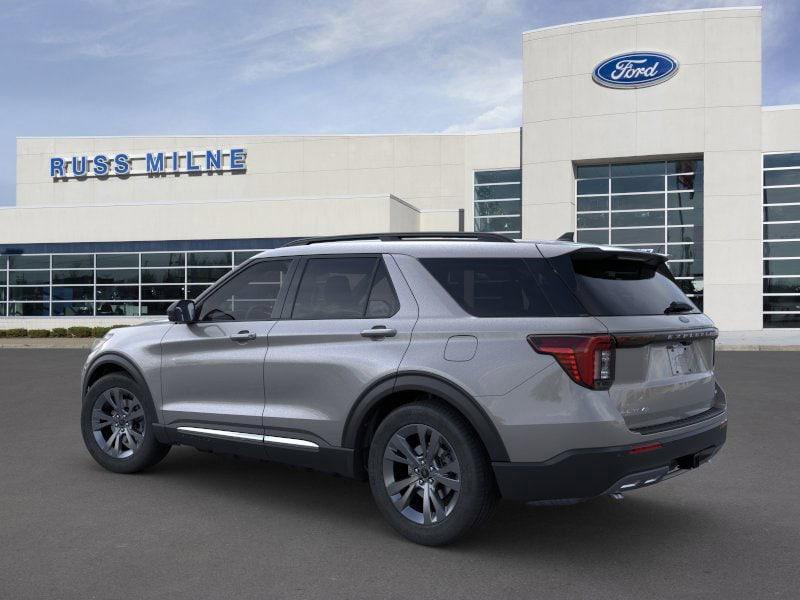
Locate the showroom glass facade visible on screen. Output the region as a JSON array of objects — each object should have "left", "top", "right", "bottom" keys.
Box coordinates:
[
  {"left": 763, "top": 153, "right": 800, "bottom": 328},
  {"left": 575, "top": 159, "right": 704, "bottom": 308},
  {"left": 474, "top": 169, "right": 522, "bottom": 239},
  {"left": 0, "top": 250, "right": 262, "bottom": 317}
]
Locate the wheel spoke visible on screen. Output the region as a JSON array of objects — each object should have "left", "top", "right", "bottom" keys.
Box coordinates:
[
  {"left": 387, "top": 475, "right": 418, "bottom": 496},
  {"left": 429, "top": 488, "right": 446, "bottom": 522},
  {"left": 105, "top": 429, "right": 120, "bottom": 451},
  {"left": 432, "top": 472, "right": 460, "bottom": 491},
  {"left": 417, "top": 425, "right": 428, "bottom": 458},
  {"left": 127, "top": 407, "right": 144, "bottom": 421},
  {"left": 422, "top": 485, "right": 432, "bottom": 525},
  {"left": 127, "top": 429, "right": 144, "bottom": 444},
  {"left": 425, "top": 430, "right": 441, "bottom": 463},
  {"left": 388, "top": 434, "right": 419, "bottom": 466},
  {"left": 393, "top": 483, "right": 416, "bottom": 512},
  {"left": 91, "top": 410, "right": 114, "bottom": 431}
]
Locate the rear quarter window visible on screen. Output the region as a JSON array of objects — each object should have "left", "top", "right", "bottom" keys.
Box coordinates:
[{"left": 419, "top": 258, "right": 585, "bottom": 318}]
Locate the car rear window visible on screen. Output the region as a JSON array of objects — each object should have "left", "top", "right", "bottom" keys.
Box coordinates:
[
  {"left": 419, "top": 258, "right": 585, "bottom": 318},
  {"left": 548, "top": 252, "right": 699, "bottom": 316}
]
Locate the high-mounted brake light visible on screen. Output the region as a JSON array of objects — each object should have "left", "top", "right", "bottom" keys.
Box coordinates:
[{"left": 527, "top": 334, "right": 615, "bottom": 390}]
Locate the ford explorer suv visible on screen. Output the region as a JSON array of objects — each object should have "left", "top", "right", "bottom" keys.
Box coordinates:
[{"left": 80, "top": 232, "right": 727, "bottom": 545}]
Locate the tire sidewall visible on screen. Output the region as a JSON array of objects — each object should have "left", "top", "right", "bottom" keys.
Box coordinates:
[
  {"left": 81, "top": 373, "right": 166, "bottom": 474},
  {"left": 368, "top": 402, "right": 492, "bottom": 545}
]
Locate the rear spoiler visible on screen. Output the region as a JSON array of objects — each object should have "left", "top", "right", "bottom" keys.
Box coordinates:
[{"left": 536, "top": 243, "right": 669, "bottom": 267}]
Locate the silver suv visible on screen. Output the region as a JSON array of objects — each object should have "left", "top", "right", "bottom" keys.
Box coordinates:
[{"left": 80, "top": 232, "right": 727, "bottom": 545}]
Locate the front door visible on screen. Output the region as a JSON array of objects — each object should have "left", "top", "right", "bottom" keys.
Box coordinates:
[
  {"left": 160, "top": 258, "right": 296, "bottom": 435},
  {"left": 264, "top": 255, "right": 418, "bottom": 447}
]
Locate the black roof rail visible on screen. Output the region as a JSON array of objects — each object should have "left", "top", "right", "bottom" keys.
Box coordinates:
[{"left": 281, "top": 232, "right": 515, "bottom": 247}]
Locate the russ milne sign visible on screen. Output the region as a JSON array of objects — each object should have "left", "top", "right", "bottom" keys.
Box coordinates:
[
  {"left": 50, "top": 148, "right": 247, "bottom": 179},
  {"left": 592, "top": 52, "right": 679, "bottom": 89}
]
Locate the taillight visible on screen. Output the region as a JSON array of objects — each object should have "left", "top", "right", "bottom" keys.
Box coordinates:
[{"left": 527, "top": 334, "right": 615, "bottom": 390}]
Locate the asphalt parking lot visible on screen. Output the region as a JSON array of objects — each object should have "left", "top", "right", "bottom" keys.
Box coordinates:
[{"left": 1, "top": 349, "right": 798, "bottom": 599}]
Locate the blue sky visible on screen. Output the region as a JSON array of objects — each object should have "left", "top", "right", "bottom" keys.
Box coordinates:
[{"left": 1, "top": 0, "right": 798, "bottom": 206}]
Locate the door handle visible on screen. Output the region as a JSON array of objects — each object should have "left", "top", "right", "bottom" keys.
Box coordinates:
[
  {"left": 361, "top": 326, "right": 397, "bottom": 339},
  {"left": 230, "top": 330, "right": 257, "bottom": 342}
]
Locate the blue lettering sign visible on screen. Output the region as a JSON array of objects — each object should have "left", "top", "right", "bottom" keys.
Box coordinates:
[
  {"left": 72, "top": 156, "right": 88, "bottom": 177},
  {"left": 230, "top": 148, "right": 246, "bottom": 170},
  {"left": 114, "top": 153, "right": 130, "bottom": 175},
  {"left": 146, "top": 152, "right": 165, "bottom": 173},
  {"left": 206, "top": 150, "right": 222, "bottom": 170},
  {"left": 186, "top": 150, "right": 200, "bottom": 172},
  {"left": 171, "top": 151, "right": 180, "bottom": 172},
  {"left": 50, "top": 157, "right": 65, "bottom": 177},
  {"left": 93, "top": 154, "right": 109, "bottom": 176},
  {"left": 593, "top": 52, "right": 679, "bottom": 89}
]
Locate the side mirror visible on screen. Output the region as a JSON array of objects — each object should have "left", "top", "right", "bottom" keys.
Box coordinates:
[{"left": 167, "top": 299, "right": 197, "bottom": 323}]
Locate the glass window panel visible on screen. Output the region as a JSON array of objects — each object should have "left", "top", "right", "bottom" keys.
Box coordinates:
[
  {"left": 0, "top": 288, "right": 5, "bottom": 301},
  {"left": 611, "top": 228, "right": 665, "bottom": 245},
  {"left": 8, "top": 255, "right": 48, "bottom": 269},
  {"left": 200, "top": 259, "right": 293, "bottom": 321},
  {"left": 96, "top": 253, "right": 138, "bottom": 268},
  {"left": 611, "top": 210, "right": 664, "bottom": 228},
  {"left": 764, "top": 169, "right": 800, "bottom": 187},
  {"left": 764, "top": 313, "right": 800, "bottom": 328},
  {"left": 9, "top": 271, "right": 49, "bottom": 285},
  {"left": 234, "top": 251, "right": 261, "bottom": 265},
  {"left": 764, "top": 205, "right": 800, "bottom": 222},
  {"left": 667, "top": 244, "right": 695, "bottom": 260},
  {"left": 576, "top": 229, "right": 609, "bottom": 244},
  {"left": 52, "top": 302, "right": 94, "bottom": 316},
  {"left": 141, "top": 268, "right": 184, "bottom": 284},
  {"left": 474, "top": 184, "right": 521, "bottom": 200},
  {"left": 611, "top": 194, "right": 664, "bottom": 211},
  {"left": 8, "top": 302, "right": 49, "bottom": 316},
  {"left": 473, "top": 216, "right": 521, "bottom": 233},
  {"left": 188, "top": 285, "right": 211, "bottom": 299},
  {"left": 577, "top": 212, "right": 608, "bottom": 228},
  {"left": 188, "top": 267, "right": 231, "bottom": 283},
  {"left": 141, "top": 253, "right": 184, "bottom": 268},
  {"left": 96, "top": 269, "right": 138, "bottom": 284},
  {"left": 52, "top": 270, "right": 93, "bottom": 284},
  {"left": 668, "top": 191, "right": 702, "bottom": 209},
  {"left": 365, "top": 261, "right": 400, "bottom": 318},
  {"left": 764, "top": 259, "right": 800, "bottom": 276},
  {"left": 96, "top": 286, "right": 139, "bottom": 301},
  {"left": 474, "top": 170, "right": 520, "bottom": 184},
  {"left": 611, "top": 176, "right": 664, "bottom": 194},
  {"left": 764, "top": 241, "right": 800, "bottom": 258},
  {"left": 763, "top": 296, "right": 800, "bottom": 312},
  {"left": 667, "top": 209, "right": 698, "bottom": 225},
  {"left": 764, "top": 223, "right": 800, "bottom": 240},
  {"left": 611, "top": 162, "right": 664, "bottom": 176},
  {"left": 188, "top": 252, "right": 232, "bottom": 267},
  {"left": 667, "top": 174, "right": 699, "bottom": 191},
  {"left": 577, "top": 196, "right": 608, "bottom": 211},
  {"left": 576, "top": 164, "right": 609, "bottom": 178},
  {"left": 668, "top": 227, "right": 695, "bottom": 243},
  {"left": 52, "top": 286, "right": 94, "bottom": 301},
  {"left": 0, "top": 304, "right": 5, "bottom": 316},
  {"left": 96, "top": 302, "right": 138, "bottom": 316},
  {"left": 667, "top": 159, "right": 701, "bottom": 174},
  {"left": 764, "top": 278, "right": 800, "bottom": 293},
  {"left": 764, "top": 153, "right": 800, "bottom": 168},
  {"left": 0, "top": 271, "right": 7, "bottom": 285},
  {"left": 142, "top": 285, "right": 185, "bottom": 301},
  {"left": 52, "top": 254, "right": 92, "bottom": 269},
  {"left": 576, "top": 179, "right": 608, "bottom": 195},
  {"left": 140, "top": 302, "right": 172, "bottom": 316},
  {"left": 763, "top": 188, "right": 800, "bottom": 205},
  {"left": 291, "top": 258, "right": 375, "bottom": 320},
  {"left": 10, "top": 287, "right": 49, "bottom": 301},
  {"left": 474, "top": 200, "right": 521, "bottom": 217}
]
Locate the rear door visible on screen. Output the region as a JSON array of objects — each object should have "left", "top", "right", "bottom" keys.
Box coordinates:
[
  {"left": 544, "top": 247, "right": 718, "bottom": 430},
  {"left": 263, "top": 254, "right": 418, "bottom": 446}
]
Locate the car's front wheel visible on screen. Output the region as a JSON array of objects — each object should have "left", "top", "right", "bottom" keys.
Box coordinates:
[
  {"left": 81, "top": 373, "right": 170, "bottom": 473},
  {"left": 368, "top": 401, "right": 497, "bottom": 545}
]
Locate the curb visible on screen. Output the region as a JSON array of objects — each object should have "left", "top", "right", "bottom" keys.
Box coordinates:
[
  {"left": 0, "top": 339, "right": 96, "bottom": 349},
  {"left": 717, "top": 345, "right": 800, "bottom": 352}
]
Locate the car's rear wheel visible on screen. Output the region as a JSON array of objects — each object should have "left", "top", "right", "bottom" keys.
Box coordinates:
[
  {"left": 81, "top": 373, "right": 170, "bottom": 473},
  {"left": 368, "top": 401, "right": 497, "bottom": 546}
]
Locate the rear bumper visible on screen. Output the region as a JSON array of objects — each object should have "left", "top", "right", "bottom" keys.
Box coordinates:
[{"left": 492, "top": 415, "right": 727, "bottom": 502}]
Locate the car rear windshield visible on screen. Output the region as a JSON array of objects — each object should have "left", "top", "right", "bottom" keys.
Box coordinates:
[
  {"left": 419, "top": 258, "right": 586, "bottom": 318},
  {"left": 548, "top": 252, "right": 699, "bottom": 316}
]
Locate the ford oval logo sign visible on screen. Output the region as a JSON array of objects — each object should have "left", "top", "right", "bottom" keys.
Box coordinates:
[{"left": 593, "top": 52, "right": 679, "bottom": 89}]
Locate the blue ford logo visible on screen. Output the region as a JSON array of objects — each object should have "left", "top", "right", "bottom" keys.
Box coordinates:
[{"left": 593, "top": 52, "right": 679, "bottom": 89}]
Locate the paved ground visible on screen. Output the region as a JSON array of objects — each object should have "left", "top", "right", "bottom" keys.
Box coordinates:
[{"left": 0, "top": 350, "right": 798, "bottom": 599}]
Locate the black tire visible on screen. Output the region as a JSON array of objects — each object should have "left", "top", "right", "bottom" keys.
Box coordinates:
[
  {"left": 81, "top": 373, "right": 170, "bottom": 474},
  {"left": 368, "top": 401, "right": 497, "bottom": 546}
]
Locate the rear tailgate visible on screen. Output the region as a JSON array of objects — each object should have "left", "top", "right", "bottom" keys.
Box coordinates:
[{"left": 541, "top": 243, "right": 720, "bottom": 430}]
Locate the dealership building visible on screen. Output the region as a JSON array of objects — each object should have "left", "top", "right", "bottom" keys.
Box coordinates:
[{"left": 2, "top": 5, "right": 799, "bottom": 332}]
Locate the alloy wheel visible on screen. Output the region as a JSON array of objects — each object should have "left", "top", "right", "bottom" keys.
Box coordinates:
[{"left": 91, "top": 387, "right": 146, "bottom": 459}]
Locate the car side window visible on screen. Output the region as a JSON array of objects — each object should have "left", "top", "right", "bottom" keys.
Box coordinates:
[
  {"left": 198, "top": 259, "right": 292, "bottom": 322},
  {"left": 290, "top": 256, "right": 400, "bottom": 320},
  {"left": 365, "top": 260, "right": 400, "bottom": 318}
]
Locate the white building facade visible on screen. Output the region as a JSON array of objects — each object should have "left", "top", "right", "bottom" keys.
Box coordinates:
[{"left": 2, "top": 6, "right": 799, "bottom": 331}]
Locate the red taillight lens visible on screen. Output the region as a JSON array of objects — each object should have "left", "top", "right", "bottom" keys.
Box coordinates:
[{"left": 527, "top": 334, "right": 615, "bottom": 390}]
